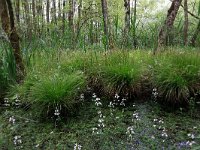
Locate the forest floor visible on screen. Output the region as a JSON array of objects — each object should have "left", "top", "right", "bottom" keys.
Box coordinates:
[{"left": 1, "top": 98, "right": 200, "bottom": 150}]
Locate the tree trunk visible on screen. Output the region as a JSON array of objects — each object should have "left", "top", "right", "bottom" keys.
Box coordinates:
[
  {"left": 124, "top": 0, "right": 130, "bottom": 32},
  {"left": 15, "top": 0, "right": 20, "bottom": 24},
  {"left": 101, "top": 0, "right": 109, "bottom": 50},
  {"left": 53, "top": 0, "right": 57, "bottom": 24},
  {"left": 58, "top": 0, "right": 61, "bottom": 20},
  {"left": 0, "top": 0, "right": 25, "bottom": 82},
  {"left": 68, "top": 0, "right": 74, "bottom": 48},
  {"left": 46, "top": 0, "right": 50, "bottom": 32},
  {"left": 32, "top": 0, "right": 36, "bottom": 34},
  {"left": 156, "top": 0, "right": 182, "bottom": 51},
  {"left": 132, "top": 0, "right": 137, "bottom": 48},
  {"left": 183, "top": 0, "right": 188, "bottom": 45},
  {"left": 68, "top": 0, "right": 74, "bottom": 29},
  {"left": 23, "top": 0, "right": 32, "bottom": 39},
  {"left": 62, "top": 0, "right": 66, "bottom": 33},
  {"left": 190, "top": 20, "right": 200, "bottom": 46},
  {"left": 123, "top": 0, "right": 130, "bottom": 47}
]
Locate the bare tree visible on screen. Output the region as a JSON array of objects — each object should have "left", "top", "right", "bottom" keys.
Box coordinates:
[
  {"left": 101, "top": 0, "right": 109, "bottom": 49},
  {"left": 156, "top": 0, "right": 182, "bottom": 51},
  {"left": 123, "top": 0, "right": 130, "bottom": 46},
  {"left": 68, "top": 0, "right": 75, "bottom": 47},
  {"left": 53, "top": 0, "right": 57, "bottom": 24},
  {"left": 183, "top": 0, "right": 188, "bottom": 45},
  {"left": 68, "top": 0, "right": 74, "bottom": 30},
  {"left": 32, "top": 0, "right": 36, "bottom": 33},
  {"left": 124, "top": 0, "right": 130, "bottom": 31},
  {"left": 62, "top": 0, "right": 66, "bottom": 33},
  {"left": 46, "top": 0, "right": 50, "bottom": 32},
  {"left": 132, "top": 0, "right": 137, "bottom": 48},
  {"left": 0, "top": 0, "right": 25, "bottom": 82}
]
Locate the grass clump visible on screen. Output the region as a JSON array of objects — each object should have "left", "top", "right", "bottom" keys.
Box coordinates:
[
  {"left": 8, "top": 69, "right": 86, "bottom": 119},
  {"left": 153, "top": 51, "right": 200, "bottom": 106},
  {"left": 29, "top": 72, "right": 86, "bottom": 118},
  {"left": 99, "top": 51, "right": 147, "bottom": 99}
]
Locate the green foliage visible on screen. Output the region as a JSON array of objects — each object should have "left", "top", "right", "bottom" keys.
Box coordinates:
[
  {"left": 0, "top": 45, "right": 16, "bottom": 99},
  {"left": 152, "top": 51, "right": 200, "bottom": 105},
  {"left": 8, "top": 52, "right": 87, "bottom": 118},
  {"left": 29, "top": 72, "right": 86, "bottom": 117},
  {"left": 100, "top": 51, "right": 145, "bottom": 97}
]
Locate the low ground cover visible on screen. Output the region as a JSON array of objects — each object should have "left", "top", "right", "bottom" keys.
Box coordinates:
[{"left": 0, "top": 48, "right": 200, "bottom": 149}]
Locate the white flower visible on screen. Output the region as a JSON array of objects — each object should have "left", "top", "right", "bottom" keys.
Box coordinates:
[
  {"left": 9, "top": 116, "right": 15, "bottom": 124},
  {"left": 95, "top": 101, "right": 102, "bottom": 106},
  {"left": 151, "top": 135, "right": 155, "bottom": 139},
  {"left": 80, "top": 94, "right": 84, "bottom": 100},
  {"left": 95, "top": 97, "right": 101, "bottom": 101},
  {"left": 115, "top": 94, "right": 120, "bottom": 99},
  {"left": 92, "top": 93, "right": 97, "bottom": 98}
]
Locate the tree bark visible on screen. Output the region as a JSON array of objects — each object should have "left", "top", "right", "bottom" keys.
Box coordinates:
[
  {"left": 132, "top": 0, "right": 137, "bottom": 48},
  {"left": 32, "top": 0, "right": 36, "bottom": 33},
  {"left": 53, "top": 0, "right": 57, "bottom": 24},
  {"left": 15, "top": 0, "right": 20, "bottom": 24},
  {"left": 156, "top": 0, "right": 182, "bottom": 51},
  {"left": 23, "top": 0, "right": 32, "bottom": 39},
  {"left": 101, "top": 0, "right": 109, "bottom": 50},
  {"left": 62, "top": 0, "right": 66, "bottom": 33},
  {"left": 0, "top": 0, "right": 25, "bottom": 82},
  {"left": 123, "top": 0, "right": 130, "bottom": 46},
  {"left": 46, "top": 0, "right": 50, "bottom": 32},
  {"left": 183, "top": 0, "right": 188, "bottom": 45},
  {"left": 124, "top": 0, "right": 130, "bottom": 32},
  {"left": 68, "top": 0, "right": 74, "bottom": 48},
  {"left": 68, "top": 0, "right": 74, "bottom": 30}
]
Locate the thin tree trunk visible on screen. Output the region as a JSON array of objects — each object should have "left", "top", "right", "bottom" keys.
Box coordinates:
[
  {"left": 58, "top": 0, "right": 61, "bottom": 19},
  {"left": 190, "top": 20, "right": 200, "bottom": 46},
  {"left": 32, "top": 0, "right": 36, "bottom": 34},
  {"left": 46, "top": 0, "right": 50, "bottom": 32},
  {"left": 68, "top": 0, "right": 74, "bottom": 29},
  {"left": 53, "top": 0, "right": 57, "bottom": 24},
  {"left": 101, "top": 0, "right": 109, "bottom": 50},
  {"left": 124, "top": 0, "right": 130, "bottom": 32},
  {"left": 62, "top": 0, "right": 66, "bottom": 33},
  {"left": 15, "top": 0, "right": 20, "bottom": 24},
  {"left": 68, "top": 0, "right": 74, "bottom": 48},
  {"left": 0, "top": 0, "right": 25, "bottom": 82},
  {"left": 156, "top": 0, "right": 182, "bottom": 51},
  {"left": 23, "top": 0, "right": 32, "bottom": 39},
  {"left": 124, "top": 0, "right": 130, "bottom": 46},
  {"left": 183, "top": 0, "right": 188, "bottom": 45},
  {"left": 132, "top": 0, "right": 137, "bottom": 48},
  {"left": 75, "top": 0, "right": 82, "bottom": 42}
]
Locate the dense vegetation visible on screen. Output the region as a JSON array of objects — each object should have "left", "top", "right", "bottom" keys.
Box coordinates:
[{"left": 0, "top": 0, "right": 200, "bottom": 149}]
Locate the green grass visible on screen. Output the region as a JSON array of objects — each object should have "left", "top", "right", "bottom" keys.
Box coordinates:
[
  {"left": 1, "top": 47, "right": 200, "bottom": 149},
  {"left": 99, "top": 51, "right": 146, "bottom": 98},
  {"left": 6, "top": 49, "right": 200, "bottom": 112},
  {"left": 152, "top": 51, "right": 200, "bottom": 106}
]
